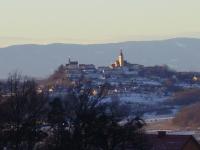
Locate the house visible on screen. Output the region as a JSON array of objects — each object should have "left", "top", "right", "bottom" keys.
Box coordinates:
[
  {"left": 66, "top": 58, "right": 79, "bottom": 69},
  {"left": 148, "top": 131, "right": 200, "bottom": 150}
]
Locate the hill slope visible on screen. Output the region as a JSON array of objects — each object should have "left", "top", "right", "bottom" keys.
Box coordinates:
[{"left": 173, "top": 102, "right": 200, "bottom": 127}]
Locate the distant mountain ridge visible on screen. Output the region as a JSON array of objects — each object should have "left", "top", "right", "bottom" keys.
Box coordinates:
[{"left": 0, "top": 37, "right": 200, "bottom": 78}]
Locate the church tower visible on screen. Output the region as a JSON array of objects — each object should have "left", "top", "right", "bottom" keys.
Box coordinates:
[{"left": 118, "top": 49, "right": 124, "bottom": 67}]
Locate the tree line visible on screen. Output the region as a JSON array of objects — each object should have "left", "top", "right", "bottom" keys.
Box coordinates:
[{"left": 0, "top": 73, "right": 149, "bottom": 150}]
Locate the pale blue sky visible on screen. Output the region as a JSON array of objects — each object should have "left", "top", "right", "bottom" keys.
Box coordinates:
[{"left": 1, "top": 0, "right": 200, "bottom": 47}]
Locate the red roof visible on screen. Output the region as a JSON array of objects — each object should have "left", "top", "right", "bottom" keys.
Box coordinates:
[{"left": 147, "top": 134, "right": 200, "bottom": 150}]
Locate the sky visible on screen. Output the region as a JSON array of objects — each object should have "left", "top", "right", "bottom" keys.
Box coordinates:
[{"left": 1, "top": 0, "right": 200, "bottom": 47}]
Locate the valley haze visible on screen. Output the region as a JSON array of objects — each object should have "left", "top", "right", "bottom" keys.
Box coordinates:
[{"left": 0, "top": 37, "right": 200, "bottom": 78}]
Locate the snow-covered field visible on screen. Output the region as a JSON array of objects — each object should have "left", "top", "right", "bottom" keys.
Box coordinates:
[{"left": 119, "top": 93, "right": 169, "bottom": 104}]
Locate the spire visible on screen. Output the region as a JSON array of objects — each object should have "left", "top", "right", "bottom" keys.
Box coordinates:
[
  {"left": 119, "top": 49, "right": 124, "bottom": 67},
  {"left": 120, "top": 49, "right": 123, "bottom": 56}
]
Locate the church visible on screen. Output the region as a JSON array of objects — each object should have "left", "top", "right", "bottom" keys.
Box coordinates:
[{"left": 111, "top": 49, "right": 125, "bottom": 68}]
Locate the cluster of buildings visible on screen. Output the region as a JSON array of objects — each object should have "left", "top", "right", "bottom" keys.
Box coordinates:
[
  {"left": 22, "top": 49, "right": 196, "bottom": 123},
  {"left": 42, "top": 50, "right": 200, "bottom": 119},
  {"left": 65, "top": 50, "right": 143, "bottom": 86},
  {"left": 48, "top": 50, "right": 200, "bottom": 100}
]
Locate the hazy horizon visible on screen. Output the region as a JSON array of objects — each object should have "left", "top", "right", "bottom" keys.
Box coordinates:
[
  {"left": 1, "top": 0, "right": 200, "bottom": 78},
  {"left": 1, "top": 0, "right": 200, "bottom": 47},
  {"left": 1, "top": 36, "right": 200, "bottom": 48}
]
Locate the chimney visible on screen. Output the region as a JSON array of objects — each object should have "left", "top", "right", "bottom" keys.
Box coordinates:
[{"left": 158, "top": 131, "right": 166, "bottom": 137}]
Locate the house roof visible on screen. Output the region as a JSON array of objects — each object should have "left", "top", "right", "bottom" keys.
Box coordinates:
[{"left": 147, "top": 133, "right": 200, "bottom": 150}]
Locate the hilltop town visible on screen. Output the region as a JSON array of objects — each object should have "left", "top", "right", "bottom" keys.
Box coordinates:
[
  {"left": 1, "top": 50, "right": 200, "bottom": 149},
  {"left": 2, "top": 50, "right": 200, "bottom": 117},
  {"left": 2, "top": 0, "right": 200, "bottom": 149},
  {"left": 26, "top": 50, "right": 199, "bottom": 120}
]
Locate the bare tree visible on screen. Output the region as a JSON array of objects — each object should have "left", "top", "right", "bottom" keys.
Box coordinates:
[
  {"left": 0, "top": 73, "right": 149, "bottom": 150},
  {"left": 46, "top": 85, "right": 148, "bottom": 150},
  {"left": 0, "top": 72, "right": 48, "bottom": 150}
]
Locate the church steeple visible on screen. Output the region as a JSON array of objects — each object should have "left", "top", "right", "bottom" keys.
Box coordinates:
[
  {"left": 111, "top": 49, "right": 125, "bottom": 68},
  {"left": 119, "top": 49, "right": 124, "bottom": 67},
  {"left": 120, "top": 49, "right": 123, "bottom": 57}
]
